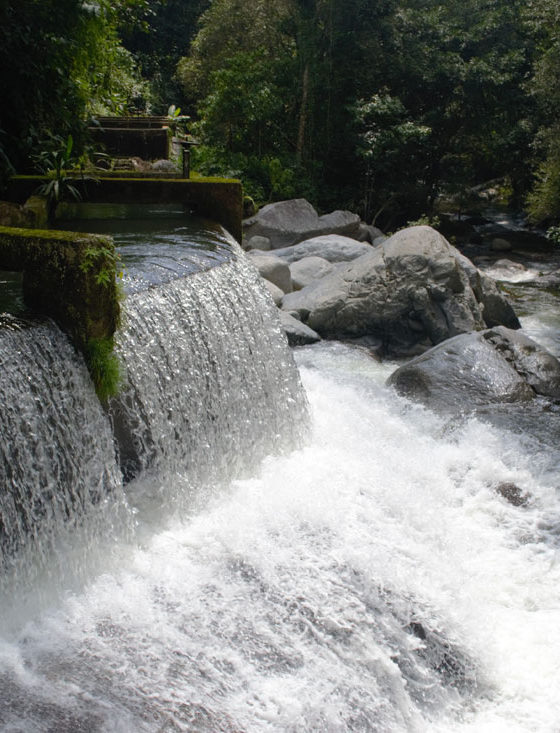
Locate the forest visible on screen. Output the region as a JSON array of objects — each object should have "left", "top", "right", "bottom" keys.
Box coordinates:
[{"left": 1, "top": 0, "right": 560, "bottom": 229}]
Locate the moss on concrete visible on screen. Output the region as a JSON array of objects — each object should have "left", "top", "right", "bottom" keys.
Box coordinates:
[{"left": 0, "top": 225, "right": 121, "bottom": 398}]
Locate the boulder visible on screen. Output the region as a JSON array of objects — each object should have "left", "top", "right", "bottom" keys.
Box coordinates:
[
  {"left": 486, "top": 326, "right": 560, "bottom": 397},
  {"left": 278, "top": 311, "right": 321, "bottom": 346},
  {"left": 151, "top": 159, "right": 177, "bottom": 173},
  {"left": 243, "top": 198, "right": 361, "bottom": 249},
  {"left": 281, "top": 226, "right": 519, "bottom": 357},
  {"left": 245, "top": 235, "right": 271, "bottom": 251},
  {"left": 289, "top": 256, "right": 334, "bottom": 290},
  {"left": 272, "top": 235, "right": 372, "bottom": 264},
  {"left": 453, "top": 252, "right": 520, "bottom": 328},
  {"left": 387, "top": 327, "right": 560, "bottom": 413},
  {"left": 263, "top": 279, "right": 284, "bottom": 306},
  {"left": 495, "top": 482, "right": 529, "bottom": 507},
  {"left": 0, "top": 201, "right": 35, "bottom": 228},
  {"left": 246, "top": 251, "right": 292, "bottom": 293},
  {"left": 355, "top": 222, "right": 376, "bottom": 243}
]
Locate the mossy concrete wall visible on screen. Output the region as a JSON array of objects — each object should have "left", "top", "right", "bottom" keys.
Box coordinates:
[
  {"left": 0, "top": 225, "right": 120, "bottom": 353},
  {"left": 7, "top": 176, "right": 243, "bottom": 243}
]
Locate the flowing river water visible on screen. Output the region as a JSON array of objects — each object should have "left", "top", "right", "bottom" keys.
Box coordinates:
[{"left": 1, "top": 209, "right": 559, "bottom": 732}]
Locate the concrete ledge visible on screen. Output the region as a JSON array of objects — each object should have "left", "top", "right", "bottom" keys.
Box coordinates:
[
  {"left": 0, "top": 225, "right": 120, "bottom": 382},
  {"left": 6, "top": 176, "right": 244, "bottom": 243}
]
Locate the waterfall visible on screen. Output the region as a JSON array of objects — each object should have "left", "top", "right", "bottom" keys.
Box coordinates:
[
  {"left": 0, "top": 237, "right": 308, "bottom": 622},
  {"left": 111, "top": 246, "right": 308, "bottom": 487},
  {"left": 2, "top": 221, "right": 560, "bottom": 731},
  {"left": 0, "top": 315, "right": 127, "bottom": 598}
]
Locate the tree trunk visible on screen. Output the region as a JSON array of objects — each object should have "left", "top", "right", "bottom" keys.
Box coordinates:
[{"left": 297, "top": 63, "right": 309, "bottom": 162}]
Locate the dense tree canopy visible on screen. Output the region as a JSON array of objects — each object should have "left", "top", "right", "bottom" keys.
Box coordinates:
[{"left": 1, "top": 0, "right": 560, "bottom": 224}]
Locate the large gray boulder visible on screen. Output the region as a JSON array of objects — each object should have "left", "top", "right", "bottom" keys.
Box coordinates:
[
  {"left": 281, "top": 226, "right": 519, "bottom": 357},
  {"left": 273, "top": 235, "right": 372, "bottom": 264},
  {"left": 289, "top": 256, "right": 334, "bottom": 290},
  {"left": 247, "top": 251, "right": 292, "bottom": 293},
  {"left": 387, "top": 327, "right": 560, "bottom": 413},
  {"left": 243, "top": 199, "right": 361, "bottom": 249},
  {"left": 263, "top": 279, "right": 284, "bottom": 306}
]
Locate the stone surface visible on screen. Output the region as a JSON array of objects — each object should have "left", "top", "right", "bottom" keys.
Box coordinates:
[
  {"left": 247, "top": 251, "right": 292, "bottom": 293},
  {"left": 486, "top": 326, "right": 560, "bottom": 397},
  {"left": 281, "top": 226, "right": 519, "bottom": 357},
  {"left": 278, "top": 310, "right": 321, "bottom": 346},
  {"left": 386, "top": 327, "right": 560, "bottom": 413},
  {"left": 243, "top": 198, "right": 361, "bottom": 249},
  {"left": 263, "top": 279, "right": 284, "bottom": 305},
  {"left": 151, "top": 159, "right": 177, "bottom": 173},
  {"left": 289, "top": 256, "right": 334, "bottom": 290},
  {"left": 453, "top": 252, "right": 520, "bottom": 328},
  {"left": 0, "top": 201, "right": 34, "bottom": 228},
  {"left": 495, "top": 482, "right": 529, "bottom": 507},
  {"left": 245, "top": 235, "right": 271, "bottom": 251},
  {"left": 272, "top": 235, "right": 372, "bottom": 264}
]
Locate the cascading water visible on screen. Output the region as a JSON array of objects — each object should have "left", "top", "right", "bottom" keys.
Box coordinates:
[
  {"left": 111, "top": 251, "right": 307, "bottom": 487},
  {"left": 0, "top": 314, "right": 128, "bottom": 613},
  {"left": 1, "top": 213, "right": 560, "bottom": 731}
]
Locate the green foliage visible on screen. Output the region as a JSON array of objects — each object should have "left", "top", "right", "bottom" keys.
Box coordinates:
[
  {"left": 524, "top": 0, "right": 560, "bottom": 221},
  {"left": 118, "top": 0, "right": 209, "bottom": 113},
  {"left": 0, "top": 0, "right": 148, "bottom": 177},
  {"left": 405, "top": 214, "right": 441, "bottom": 229},
  {"left": 192, "top": 145, "right": 316, "bottom": 206},
  {"left": 546, "top": 225, "right": 560, "bottom": 245},
  {"left": 526, "top": 141, "right": 560, "bottom": 223},
  {"left": 33, "top": 135, "right": 83, "bottom": 221},
  {"left": 84, "top": 336, "right": 123, "bottom": 402},
  {"left": 79, "top": 242, "right": 123, "bottom": 288}
]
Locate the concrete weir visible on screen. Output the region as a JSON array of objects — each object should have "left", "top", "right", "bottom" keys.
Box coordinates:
[{"left": 7, "top": 176, "right": 244, "bottom": 243}]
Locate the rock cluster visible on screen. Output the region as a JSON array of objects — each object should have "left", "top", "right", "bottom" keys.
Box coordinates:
[
  {"left": 244, "top": 197, "right": 560, "bottom": 455},
  {"left": 244, "top": 203, "right": 519, "bottom": 356}
]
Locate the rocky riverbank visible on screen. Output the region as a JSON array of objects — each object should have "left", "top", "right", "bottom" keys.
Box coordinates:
[{"left": 244, "top": 198, "right": 560, "bottom": 433}]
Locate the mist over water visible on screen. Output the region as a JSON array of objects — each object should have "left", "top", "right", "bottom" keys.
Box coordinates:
[{"left": 1, "top": 215, "right": 560, "bottom": 731}]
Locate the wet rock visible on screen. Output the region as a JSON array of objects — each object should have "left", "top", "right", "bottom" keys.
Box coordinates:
[
  {"left": 278, "top": 311, "right": 321, "bottom": 346},
  {"left": 491, "top": 237, "right": 513, "bottom": 252},
  {"left": 387, "top": 327, "right": 560, "bottom": 412},
  {"left": 485, "top": 326, "right": 560, "bottom": 398},
  {"left": 495, "top": 482, "right": 529, "bottom": 507}
]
